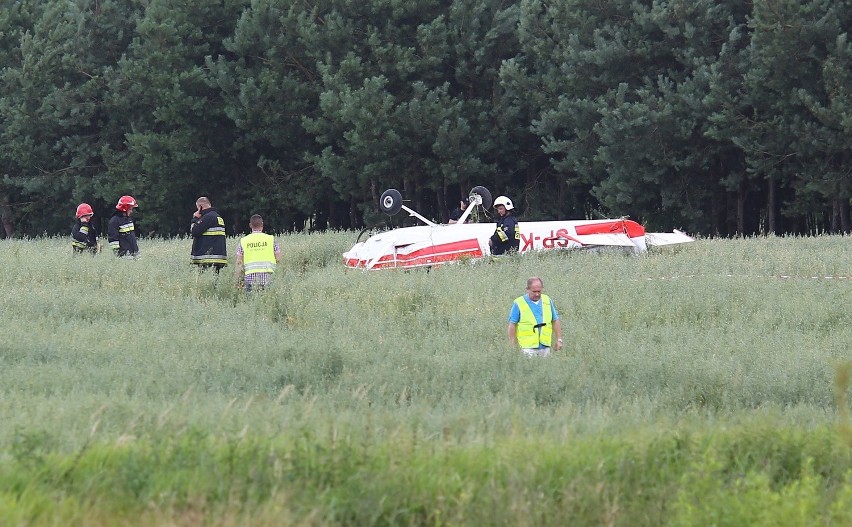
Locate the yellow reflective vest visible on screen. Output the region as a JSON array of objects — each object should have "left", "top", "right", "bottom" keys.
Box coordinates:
[
  {"left": 240, "top": 232, "right": 276, "bottom": 275},
  {"left": 514, "top": 294, "right": 553, "bottom": 348}
]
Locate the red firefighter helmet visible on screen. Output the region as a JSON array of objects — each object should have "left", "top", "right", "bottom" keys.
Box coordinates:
[
  {"left": 75, "top": 203, "right": 94, "bottom": 218},
  {"left": 115, "top": 195, "right": 138, "bottom": 212}
]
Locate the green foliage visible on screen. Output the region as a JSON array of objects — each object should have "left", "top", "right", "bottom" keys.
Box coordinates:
[
  {"left": 0, "top": 0, "right": 140, "bottom": 233},
  {"left": 0, "top": 426, "right": 848, "bottom": 525},
  {"left": 0, "top": 0, "right": 850, "bottom": 238},
  {"left": 99, "top": 1, "right": 250, "bottom": 235}
]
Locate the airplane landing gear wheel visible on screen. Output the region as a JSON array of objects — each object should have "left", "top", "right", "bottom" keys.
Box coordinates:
[
  {"left": 470, "top": 186, "right": 492, "bottom": 209},
  {"left": 379, "top": 189, "right": 403, "bottom": 215}
]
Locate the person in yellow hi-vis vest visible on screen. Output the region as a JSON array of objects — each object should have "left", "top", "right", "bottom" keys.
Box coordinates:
[
  {"left": 235, "top": 214, "right": 281, "bottom": 292},
  {"left": 508, "top": 277, "right": 563, "bottom": 357}
]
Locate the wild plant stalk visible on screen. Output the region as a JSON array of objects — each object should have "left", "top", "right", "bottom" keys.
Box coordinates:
[
  {"left": 0, "top": 234, "right": 850, "bottom": 525},
  {"left": 0, "top": 233, "right": 850, "bottom": 444}
]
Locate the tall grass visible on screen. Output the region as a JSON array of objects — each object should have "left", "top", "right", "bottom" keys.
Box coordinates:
[{"left": 0, "top": 233, "right": 850, "bottom": 524}]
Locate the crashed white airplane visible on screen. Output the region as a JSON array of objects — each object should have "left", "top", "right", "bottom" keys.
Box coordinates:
[{"left": 343, "top": 186, "right": 694, "bottom": 270}]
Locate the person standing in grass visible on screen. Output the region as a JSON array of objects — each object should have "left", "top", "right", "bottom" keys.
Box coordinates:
[
  {"left": 189, "top": 196, "right": 227, "bottom": 273},
  {"left": 108, "top": 195, "right": 140, "bottom": 258},
  {"left": 71, "top": 203, "right": 100, "bottom": 255},
  {"left": 235, "top": 214, "right": 281, "bottom": 292},
  {"left": 448, "top": 198, "right": 470, "bottom": 224},
  {"left": 489, "top": 195, "right": 520, "bottom": 255},
  {"left": 508, "top": 277, "right": 563, "bottom": 357}
]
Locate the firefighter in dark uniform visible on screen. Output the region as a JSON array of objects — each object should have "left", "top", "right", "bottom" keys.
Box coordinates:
[
  {"left": 71, "top": 203, "right": 100, "bottom": 255},
  {"left": 489, "top": 195, "right": 520, "bottom": 255},
  {"left": 108, "top": 195, "right": 140, "bottom": 258},
  {"left": 448, "top": 198, "right": 470, "bottom": 224},
  {"left": 190, "top": 196, "right": 228, "bottom": 272}
]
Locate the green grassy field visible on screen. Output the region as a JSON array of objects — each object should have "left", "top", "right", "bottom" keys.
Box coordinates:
[{"left": 0, "top": 233, "right": 850, "bottom": 525}]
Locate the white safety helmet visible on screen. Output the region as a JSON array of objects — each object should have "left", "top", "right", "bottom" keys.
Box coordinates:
[{"left": 493, "top": 196, "right": 514, "bottom": 211}]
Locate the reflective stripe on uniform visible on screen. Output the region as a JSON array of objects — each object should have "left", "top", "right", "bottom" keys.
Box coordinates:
[
  {"left": 191, "top": 254, "right": 227, "bottom": 265},
  {"left": 202, "top": 227, "right": 226, "bottom": 235},
  {"left": 244, "top": 261, "right": 274, "bottom": 272}
]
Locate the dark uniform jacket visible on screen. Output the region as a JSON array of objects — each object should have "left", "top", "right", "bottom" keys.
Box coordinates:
[
  {"left": 71, "top": 220, "right": 98, "bottom": 254},
  {"left": 449, "top": 207, "right": 466, "bottom": 223},
  {"left": 448, "top": 199, "right": 471, "bottom": 223},
  {"left": 190, "top": 207, "right": 228, "bottom": 266},
  {"left": 490, "top": 213, "right": 520, "bottom": 255},
  {"left": 108, "top": 211, "right": 139, "bottom": 257}
]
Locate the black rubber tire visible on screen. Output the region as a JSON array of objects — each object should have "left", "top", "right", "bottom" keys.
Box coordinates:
[
  {"left": 379, "top": 188, "right": 403, "bottom": 215},
  {"left": 470, "top": 186, "right": 492, "bottom": 209}
]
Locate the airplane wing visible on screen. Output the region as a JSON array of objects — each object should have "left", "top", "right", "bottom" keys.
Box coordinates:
[
  {"left": 567, "top": 233, "right": 636, "bottom": 247},
  {"left": 645, "top": 230, "right": 694, "bottom": 246}
]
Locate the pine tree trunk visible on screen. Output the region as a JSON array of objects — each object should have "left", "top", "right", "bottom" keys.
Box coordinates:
[
  {"left": 767, "top": 176, "right": 777, "bottom": 234},
  {"left": 370, "top": 180, "right": 379, "bottom": 214},
  {"left": 736, "top": 183, "right": 746, "bottom": 236},
  {"left": 414, "top": 178, "right": 423, "bottom": 214},
  {"left": 832, "top": 198, "right": 850, "bottom": 233},
  {"left": 327, "top": 198, "right": 337, "bottom": 230},
  {"left": 711, "top": 190, "right": 723, "bottom": 236},
  {"left": 438, "top": 176, "right": 447, "bottom": 223},
  {"left": 831, "top": 198, "right": 840, "bottom": 233},
  {"left": 0, "top": 192, "right": 14, "bottom": 238}
]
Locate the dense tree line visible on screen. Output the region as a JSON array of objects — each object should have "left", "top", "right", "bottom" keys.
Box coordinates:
[{"left": 0, "top": 0, "right": 849, "bottom": 238}]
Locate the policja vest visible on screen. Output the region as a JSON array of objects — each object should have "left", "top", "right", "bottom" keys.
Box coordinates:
[
  {"left": 514, "top": 294, "right": 553, "bottom": 348},
  {"left": 240, "top": 232, "right": 276, "bottom": 275}
]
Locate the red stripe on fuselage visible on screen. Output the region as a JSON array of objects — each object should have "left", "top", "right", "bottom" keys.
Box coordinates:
[
  {"left": 574, "top": 220, "right": 645, "bottom": 238},
  {"left": 345, "top": 238, "right": 483, "bottom": 269}
]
